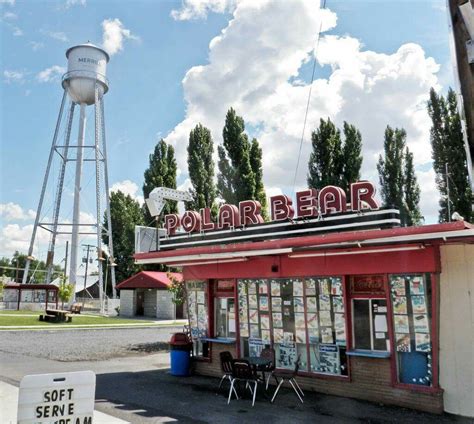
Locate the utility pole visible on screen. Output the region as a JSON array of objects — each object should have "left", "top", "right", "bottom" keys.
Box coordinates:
[
  {"left": 81, "top": 243, "right": 95, "bottom": 309},
  {"left": 63, "top": 241, "right": 69, "bottom": 281},
  {"left": 446, "top": 163, "right": 452, "bottom": 222}
]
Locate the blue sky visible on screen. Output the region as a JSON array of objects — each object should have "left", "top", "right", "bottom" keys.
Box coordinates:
[{"left": 0, "top": 0, "right": 453, "bottom": 261}]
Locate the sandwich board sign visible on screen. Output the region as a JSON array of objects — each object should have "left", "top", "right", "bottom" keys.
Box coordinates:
[{"left": 17, "top": 371, "right": 95, "bottom": 424}]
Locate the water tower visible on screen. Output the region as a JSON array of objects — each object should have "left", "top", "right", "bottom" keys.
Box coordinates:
[{"left": 22, "top": 43, "right": 117, "bottom": 306}]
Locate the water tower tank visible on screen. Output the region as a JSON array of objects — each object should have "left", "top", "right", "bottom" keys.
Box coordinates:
[{"left": 62, "top": 43, "right": 109, "bottom": 105}]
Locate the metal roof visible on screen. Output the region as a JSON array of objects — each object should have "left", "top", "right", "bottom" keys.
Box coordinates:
[{"left": 116, "top": 271, "right": 183, "bottom": 290}]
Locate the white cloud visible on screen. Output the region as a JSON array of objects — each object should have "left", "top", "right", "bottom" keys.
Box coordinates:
[
  {"left": 3, "top": 69, "right": 25, "bottom": 84},
  {"left": 64, "top": 0, "right": 86, "bottom": 8},
  {"left": 29, "top": 41, "right": 44, "bottom": 51},
  {"left": 0, "top": 203, "right": 36, "bottom": 221},
  {"left": 0, "top": 0, "right": 15, "bottom": 5},
  {"left": 171, "top": 0, "right": 236, "bottom": 20},
  {"left": 36, "top": 65, "right": 66, "bottom": 83},
  {"left": 166, "top": 0, "right": 441, "bottom": 219},
  {"left": 101, "top": 18, "right": 139, "bottom": 56},
  {"left": 2, "top": 11, "right": 17, "bottom": 19},
  {"left": 41, "top": 30, "right": 68, "bottom": 42},
  {"left": 11, "top": 25, "right": 22, "bottom": 36},
  {"left": 110, "top": 180, "right": 144, "bottom": 204}
]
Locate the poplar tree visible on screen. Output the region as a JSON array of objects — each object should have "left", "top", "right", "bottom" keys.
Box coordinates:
[
  {"left": 187, "top": 124, "right": 216, "bottom": 210},
  {"left": 307, "top": 118, "right": 363, "bottom": 192},
  {"left": 142, "top": 139, "right": 178, "bottom": 223},
  {"left": 341, "top": 122, "right": 363, "bottom": 193},
  {"left": 377, "top": 126, "right": 423, "bottom": 226},
  {"left": 404, "top": 147, "right": 423, "bottom": 226},
  {"left": 250, "top": 138, "right": 268, "bottom": 220},
  {"left": 217, "top": 108, "right": 268, "bottom": 217},
  {"left": 427, "top": 88, "right": 473, "bottom": 222}
]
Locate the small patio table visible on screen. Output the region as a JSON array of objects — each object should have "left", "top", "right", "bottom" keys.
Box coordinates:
[{"left": 240, "top": 356, "right": 272, "bottom": 392}]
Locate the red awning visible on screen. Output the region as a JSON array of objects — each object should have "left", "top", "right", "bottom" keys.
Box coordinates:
[{"left": 116, "top": 271, "right": 182, "bottom": 290}]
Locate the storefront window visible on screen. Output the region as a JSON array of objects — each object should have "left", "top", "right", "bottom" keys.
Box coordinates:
[
  {"left": 237, "top": 276, "right": 348, "bottom": 376},
  {"left": 186, "top": 280, "right": 209, "bottom": 358},
  {"left": 352, "top": 299, "right": 389, "bottom": 351},
  {"left": 47, "top": 290, "right": 56, "bottom": 302},
  {"left": 215, "top": 298, "right": 236, "bottom": 338},
  {"left": 389, "top": 274, "right": 433, "bottom": 386}
]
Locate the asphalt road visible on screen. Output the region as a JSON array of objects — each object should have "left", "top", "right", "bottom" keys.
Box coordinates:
[
  {"left": 1, "top": 328, "right": 472, "bottom": 423},
  {"left": 0, "top": 326, "right": 179, "bottom": 361}
]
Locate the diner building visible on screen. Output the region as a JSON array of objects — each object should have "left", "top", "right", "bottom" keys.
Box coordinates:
[{"left": 135, "top": 183, "right": 474, "bottom": 417}]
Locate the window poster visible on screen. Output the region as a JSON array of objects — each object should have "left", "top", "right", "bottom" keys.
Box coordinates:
[
  {"left": 249, "top": 309, "right": 259, "bottom": 324},
  {"left": 413, "top": 314, "right": 429, "bottom": 333},
  {"left": 278, "top": 342, "right": 297, "bottom": 369},
  {"left": 321, "top": 327, "right": 334, "bottom": 344},
  {"left": 294, "top": 297, "right": 304, "bottom": 312},
  {"left": 197, "top": 291, "right": 205, "bottom": 304},
  {"left": 392, "top": 296, "right": 408, "bottom": 314},
  {"left": 307, "top": 313, "right": 318, "bottom": 329},
  {"left": 295, "top": 328, "right": 306, "bottom": 343},
  {"left": 272, "top": 312, "right": 283, "bottom": 328},
  {"left": 295, "top": 313, "right": 305, "bottom": 328},
  {"left": 259, "top": 295, "right": 269, "bottom": 311},
  {"left": 260, "top": 315, "right": 270, "bottom": 330},
  {"left": 332, "top": 296, "right": 344, "bottom": 313},
  {"left": 240, "top": 321, "right": 249, "bottom": 337},
  {"left": 319, "top": 279, "right": 330, "bottom": 295},
  {"left": 394, "top": 314, "right": 409, "bottom": 333},
  {"left": 250, "top": 324, "right": 260, "bottom": 338},
  {"left": 319, "top": 310, "right": 332, "bottom": 327},
  {"left": 258, "top": 280, "right": 268, "bottom": 294},
  {"left": 415, "top": 333, "right": 431, "bottom": 352},
  {"left": 331, "top": 278, "right": 343, "bottom": 296},
  {"left": 306, "top": 297, "right": 317, "bottom": 312},
  {"left": 305, "top": 278, "right": 316, "bottom": 295},
  {"left": 248, "top": 282, "right": 257, "bottom": 294},
  {"left": 409, "top": 277, "right": 424, "bottom": 295},
  {"left": 391, "top": 277, "right": 406, "bottom": 296},
  {"left": 248, "top": 294, "right": 258, "bottom": 309},
  {"left": 319, "top": 295, "right": 331, "bottom": 311},
  {"left": 261, "top": 329, "right": 271, "bottom": 343},
  {"left": 293, "top": 280, "right": 304, "bottom": 297},
  {"left": 411, "top": 296, "right": 427, "bottom": 314},
  {"left": 318, "top": 345, "right": 339, "bottom": 374},
  {"left": 396, "top": 333, "right": 411, "bottom": 352},
  {"left": 272, "top": 297, "right": 282, "bottom": 311},
  {"left": 273, "top": 328, "right": 284, "bottom": 343},
  {"left": 334, "top": 313, "right": 346, "bottom": 345},
  {"left": 271, "top": 280, "right": 280, "bottom": 296},
  {"left": 249, "top": 338, "right": 265, "bottom": 357}
]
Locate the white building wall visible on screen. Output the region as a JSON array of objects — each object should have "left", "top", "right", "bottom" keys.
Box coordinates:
[
  {"left": 439, "top": 244, "right": 474, "bottom": 417},
  {"left": 119, "top": 290, "right": 136, "bottom": 317},
  {"left": 156, "top": 290, "right": 175, "bottom": 320}
]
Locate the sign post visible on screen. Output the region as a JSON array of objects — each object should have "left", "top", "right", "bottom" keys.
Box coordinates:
[{"left": 17, "top": 371, "right": 96, "bottom": 424}]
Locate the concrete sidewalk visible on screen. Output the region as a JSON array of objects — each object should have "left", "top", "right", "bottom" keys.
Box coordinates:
[{"left": 0, "top": 381, "right": 130, "bottom": 424}]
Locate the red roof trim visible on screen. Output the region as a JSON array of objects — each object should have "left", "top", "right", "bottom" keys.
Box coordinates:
[
  {"left": 116, "top": 271, "right": 183, "bottom": 290},
  {"left": 135, "top": 221, "right": 473, "bottom": 261}
]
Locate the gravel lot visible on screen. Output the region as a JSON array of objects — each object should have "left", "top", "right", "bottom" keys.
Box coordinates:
[{"left": 0, "top": 327, "right": 181, "bottom": 361}]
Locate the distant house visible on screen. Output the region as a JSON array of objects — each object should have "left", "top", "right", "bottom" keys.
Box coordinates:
[{"left": 117, "top": 271, "right": 184, "bottom": 320}]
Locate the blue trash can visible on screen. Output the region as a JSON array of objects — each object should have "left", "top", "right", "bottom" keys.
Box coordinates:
[{"left": 169, "top": 333, "right": 192, "bottom": 376}]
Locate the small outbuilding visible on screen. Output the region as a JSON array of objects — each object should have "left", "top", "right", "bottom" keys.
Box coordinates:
[
  {"left": 117, "top": 271, "right": 184, "bottom": 320},
  {"left": 2, "top": 283, "right": 59, "bottom": 311}
]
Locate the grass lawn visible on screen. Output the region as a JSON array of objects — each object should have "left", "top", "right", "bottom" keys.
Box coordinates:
[{"left": 0, "top": 314, "right": 161, "bottom": 327}]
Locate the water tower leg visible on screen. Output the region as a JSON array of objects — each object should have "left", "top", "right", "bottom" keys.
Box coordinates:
[
  {"left": 23, "top": 90, "right": 67, "bottom": 284},
  {"left": 100, "top": 96, "right": 117, "bottom": 298},
  {"left": 94, "top": 85, "right": 105, "bottom": 315},
  {"left": 69, "top": 103, "right": 87, "bottom": 300},
  {"left": 46, "top": 101, "right": 76, "bottom": 284}
]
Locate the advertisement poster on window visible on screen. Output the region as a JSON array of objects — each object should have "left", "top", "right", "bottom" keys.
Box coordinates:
[
  {"left": 278, "top": 342, "right": 297, "bottom": 369},
  {"left": 318, "top": 344, "right": 339, "bottom": 374}
]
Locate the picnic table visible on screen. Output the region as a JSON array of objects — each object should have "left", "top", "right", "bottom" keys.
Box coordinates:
[{"left": 39, "top": 309, "right": 73, "bottom": 323}]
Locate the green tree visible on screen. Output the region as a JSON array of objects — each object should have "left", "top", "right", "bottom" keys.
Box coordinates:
[
  {"left": 187, "top": 124, "right": 216, "bottom": 210},
  {"left": 427, "top": 88, "right": 473, "bottom": 222},
  {"left": 0, "top": 252, "right": 62, "bottom": 283},
  {"left": 217, "top": 145, "right": 236, "bottom": 205},
  {"left": 341, "top": 122, "right": 363, "bottom": 193},
  {"left": 103, "top": 191, "right": 145, "bottom": 283},
  {"left": 58, "top": 276, "right": 74, "bottom": 309},
  {"left": 404, "top": 147, "right": 423, "bottom": 226},
  {"left": 377, "top": 126, "right": 407, "bottom": 222},
  {"left": 142, "top": 139, "right": 178, "bottom": 223},
  {"left": 307, "top": 118, "right": 344, "bottom": 189},
  {"left": 249, "top": 138, "right": 268, "bottom": 220}
]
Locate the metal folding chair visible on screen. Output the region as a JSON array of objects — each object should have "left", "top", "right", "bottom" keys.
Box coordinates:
[
  {"left": 218, "top": 351, "right": 234, "bottom": 393},
  {"left": 228, "top": 360, "right": 260, "bottom": 407},
  {"left": 271, "top": 355, "right": 304, "bottom": 404}
]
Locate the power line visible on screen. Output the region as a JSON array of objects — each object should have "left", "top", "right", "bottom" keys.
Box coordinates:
[{"left": 292, "top": 0, "right": 328, "bottom": 192}]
